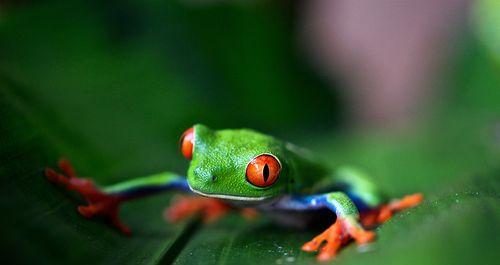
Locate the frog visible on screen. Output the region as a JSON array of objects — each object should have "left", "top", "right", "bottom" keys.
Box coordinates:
[{"left": 45, "top": 124, "right": 423, "bottom": 262}]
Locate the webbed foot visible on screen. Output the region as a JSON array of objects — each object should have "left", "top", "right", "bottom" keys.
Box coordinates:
[
  {"left": 45, "top": 158, "right": 131, "bottom": 235},
  {"left": 301, "top": 217, "right": 375, "bottom": 262}
]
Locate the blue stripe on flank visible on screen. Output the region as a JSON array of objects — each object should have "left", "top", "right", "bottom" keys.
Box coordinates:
[{"left": 275, "top": 193, "right": 373, "bottom": 214}]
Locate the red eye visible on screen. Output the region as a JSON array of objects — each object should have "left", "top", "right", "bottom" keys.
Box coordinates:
[
  {"left": 246, "top": 154, "right": 281, "bottom": 188},
  {"left": 180, "top": 127, "right": 194, "bottom": 159}
]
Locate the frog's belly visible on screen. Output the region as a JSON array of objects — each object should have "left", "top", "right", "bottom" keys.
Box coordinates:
[{"left": 259, "top": 208, "right": 336, "bottom": 229}]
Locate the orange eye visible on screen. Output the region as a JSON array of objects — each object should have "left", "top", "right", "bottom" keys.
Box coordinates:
[
  {"left": 246, "top": 154, "right": 281, "bottom": 188},
  {"left": 180, "top": 127, "right": 194, "bottom": 159}
]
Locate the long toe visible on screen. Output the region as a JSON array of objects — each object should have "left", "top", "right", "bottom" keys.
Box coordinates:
[
  {"left": 354, "top": 230, "right": 375, "bottom": 244},
  {"left": 110, "top": 212, "right": 132, "bottom": 236},
  {"left": 77, "top": 205, "right": 95, "bottom": 218},
  {"left": 392, "top": 193, "right": 423, "bottom": 210},
  {"left": 58, "top": 158, "right": 77, "bottom": 178},
  {"left": 317, "top": 239, "right": 342, "bottom": 262},
  {"left": 301, "top": 239, "right": 322, "bottom": 252},
  {"left": 44, "top": 167, "right": 67, "bottom": 184}
]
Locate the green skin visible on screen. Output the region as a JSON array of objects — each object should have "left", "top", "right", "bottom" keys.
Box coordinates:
[{"left": 103, "top": 124, "right": 386, "bottom": 224}]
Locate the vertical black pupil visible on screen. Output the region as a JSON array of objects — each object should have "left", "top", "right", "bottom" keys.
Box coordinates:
[{"left": 263, "top": 164, "right": 270, "bottom": 182}]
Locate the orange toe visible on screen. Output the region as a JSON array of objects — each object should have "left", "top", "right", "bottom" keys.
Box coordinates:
[
  {"left": 353, "top": 230, "right": 375, "bottom": 244},
  {"left": 390, "top": 193, "right": 423, "bottom": 210},
  {"left": 78, "top": 205, "right": 95, "bottom": 218},
  {"left": 301, "top": 241, "right": 318, "bottom": 252},
  {"left": 58, "top": 157, "right": 77, "bottom": 178},
  {"left": 317, "top": 239, "right": 342, "bottom": 262},
  {"left": 301, "top": 217, "right": 372, "bottom": 261},
  {"left": 376, "top": 206, "right": 393, "bottom": 223},
  {"left": 343, "top": 217, "right": 376, "bottom": 244},
  {"left": 378, "top": 193, "right": 424, "bottom": 224}
]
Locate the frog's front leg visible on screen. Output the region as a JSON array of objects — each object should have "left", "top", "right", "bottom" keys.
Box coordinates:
[
  {"left": 278, "top": 192, "right": 374, "bottom": 261},
  {"left": 165, "top": 196, "right": 260, "bottom": 223},
  {"left": 45, "top": 158, "right": 189, "bottom": 235},
  {"left": 164, "top": 195, "right": 232, "bottom": 223}
]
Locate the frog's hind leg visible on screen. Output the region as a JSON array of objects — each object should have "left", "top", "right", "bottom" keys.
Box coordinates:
[
  {"left": 333, "top": 166, "right": 386, "bottom": 211},
  {"left": 333, "top": 167, "right": 423, "bottom": 227},
  {"left": 361, "top": 193, "right": 423, "bottom": 227}
]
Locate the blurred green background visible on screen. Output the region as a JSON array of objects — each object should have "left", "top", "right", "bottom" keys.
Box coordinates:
[{"left": 0, "top": 0, "right": 499, "bottom": 264}]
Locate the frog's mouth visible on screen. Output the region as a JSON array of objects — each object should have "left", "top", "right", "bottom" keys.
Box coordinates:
[{"left": 188, "top": 184, "right": 272, "bottom": 201}]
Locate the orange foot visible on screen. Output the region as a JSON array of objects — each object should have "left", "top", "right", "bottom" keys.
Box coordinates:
[
  {"left": 45, "top": 158, "right": 131, "bottom": 235},
  {"left": 164, "top": 195, "right": 260, "bottom": 223},
  {"left": 301, "top": 217, "right": 375, "bottom": 262},
  {"left": 360, "top": 193, "right": 423, "bottom": 227},
  {"left": 164, "top": 195, "right": 231, "bottom": 223}
]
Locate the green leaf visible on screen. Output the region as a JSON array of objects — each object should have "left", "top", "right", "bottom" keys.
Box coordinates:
[{"left": 0, "top": 76, "right": 192, "bottom": 265}]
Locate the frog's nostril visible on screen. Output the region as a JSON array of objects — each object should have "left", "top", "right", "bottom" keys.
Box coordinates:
[{"left": 211, "top": 175, "right": 217, "bottom": 182}]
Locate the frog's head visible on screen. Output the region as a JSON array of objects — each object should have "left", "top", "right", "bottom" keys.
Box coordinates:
[{"left": 180, "top": 124, "right": 291, "bottom": 203}]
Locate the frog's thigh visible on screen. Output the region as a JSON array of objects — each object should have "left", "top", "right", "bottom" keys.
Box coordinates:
[{"left": 334, "top": 166, "right": 385, "bottom": 208}]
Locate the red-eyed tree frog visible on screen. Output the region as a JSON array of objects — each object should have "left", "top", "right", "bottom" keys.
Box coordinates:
[{"left": 45, "top": 124, "right": 423, "bottom": 262}]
